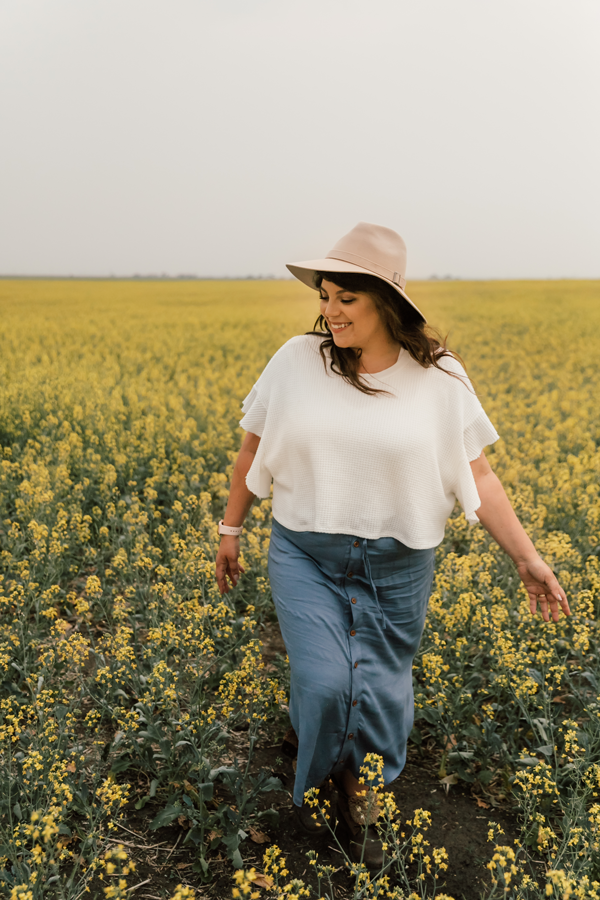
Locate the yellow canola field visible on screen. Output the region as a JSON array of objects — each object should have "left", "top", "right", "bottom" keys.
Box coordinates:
[{"left": 1, "top": 278, "right": 600, "bottom": 899}]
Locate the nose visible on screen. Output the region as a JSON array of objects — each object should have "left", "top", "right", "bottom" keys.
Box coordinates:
[{"left": 322, "top": 297, "right": 340, "bottom": 318}]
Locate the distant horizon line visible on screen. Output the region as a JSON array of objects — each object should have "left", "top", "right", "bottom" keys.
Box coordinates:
[{"left": 0, "top": 274, "right": 597, "bottom": 282}]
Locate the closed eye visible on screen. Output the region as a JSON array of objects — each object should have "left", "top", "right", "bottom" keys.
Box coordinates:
[
  {"left": 319, "top": 294, "right": 356, "bottom": 303},
  {"left": 319, "top": 292, "right": 357, "bottom": 304}
]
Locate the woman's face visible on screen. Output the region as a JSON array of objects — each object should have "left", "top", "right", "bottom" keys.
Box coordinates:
[{"left": 319, "top": 278, "right": 390, "bottom": 351}]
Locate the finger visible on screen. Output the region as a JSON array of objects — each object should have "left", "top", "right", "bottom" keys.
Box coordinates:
[
  {"left": 553, "top": 589, "right": 571, "bottom": 616},
  {"left": 547, "top": 596, "right": 561, "bottom": 623},
  {"left": 538, "top": 596, "right": 549, "bottom": 622},
  {"left": 215, "top": 562, "right": 228, "bottom": 594},
  {"left": 217, "top": 565, "right": 232, "bottom": 594},
  {"left": 529, "top": 594, "right": 537, "bottom": 617},
  {"left": 227, "top": 557, "right": 246, "bottom": 586},
  {"left": 226, "top": 560, "right": 242, "bottom": 587},
  {"left": 543, "top": 582, "right": 570, "bottom": 619},
  {"left": 543, "top": 574, "right": 571, "bottom": 618}
]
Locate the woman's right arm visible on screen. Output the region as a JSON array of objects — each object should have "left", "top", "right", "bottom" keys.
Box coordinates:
[{"left": 215, "top": 431, "right": 261, "bottom": 594}]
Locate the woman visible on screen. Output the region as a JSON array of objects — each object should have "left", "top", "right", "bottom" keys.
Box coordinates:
[{"left": 215, "top": 222, "right": 570, "bottom": 866}]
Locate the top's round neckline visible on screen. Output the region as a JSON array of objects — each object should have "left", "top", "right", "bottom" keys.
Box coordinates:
[{"left": 360, "top": 348, "right": 411, "bottom": 380}]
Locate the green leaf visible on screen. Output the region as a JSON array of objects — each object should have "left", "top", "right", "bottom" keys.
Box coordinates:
[
  {"left": 259, "top": 776, "right": 282, "bottom": 792},
  {"left": 409, "top": 726, "right": 422, "bottom": 745},
  {"left": 210, "top": 766, "right": 238, "bottom": 781},
  {"left": 420, "top": 707, "right": 441, "bottom": 725},
  {"left": 139, "top": 725, "right": 164, "bottom": 743},
  {"left": 192, "top": 856, "right": 212, "bottom": 882},
  {"left": 448, "top": 750, "right": 474, "bottom": 761},
  {"left": 197, "top": 782, "right": 214, "bottom": 801},
  {"left": 255, "top": 808, "right": 279, "bottom": 826},
  {"left": 184, "top": 825, "right": 204, "bottom": 847},
  {"left": 455, "top": 767, "right": 475, "bottom": 783},
  {"left": 109, "top": 754, "right": 134, "bottom": 776},
  {"left": 221, "top": 831, "right": 241, "bottom": 852},
  {"left": 149, "top": 803, "right": 182, "bottom": 830}
]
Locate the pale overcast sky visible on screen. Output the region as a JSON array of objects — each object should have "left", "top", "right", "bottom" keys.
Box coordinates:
[{"left": 0, "top": 0, "right": 598, "bottom": 279}]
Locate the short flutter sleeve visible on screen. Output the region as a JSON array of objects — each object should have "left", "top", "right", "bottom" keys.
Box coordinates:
[
  {"left": 463, "top": 411, "right": 500, "bottom": 462},
  {"left": 436, "top": 354, "right": 500, "bottom": 526},
  {"left": 239, "top": 385, "right": 268, "bottom": 437},
  {"left": 457, "top": 405, "right": 500, "bottom": 524}
]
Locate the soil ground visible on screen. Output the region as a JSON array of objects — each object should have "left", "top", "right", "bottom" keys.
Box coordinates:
[{"left": 87, "top": 622, "right": 526, "bottom": 899}]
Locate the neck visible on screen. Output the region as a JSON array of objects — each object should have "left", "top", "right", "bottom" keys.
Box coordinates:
[{"left": 356, "top": 338, "right": 401, "bottom": 375}]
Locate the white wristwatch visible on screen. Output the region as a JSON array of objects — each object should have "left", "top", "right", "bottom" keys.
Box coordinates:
[{"left": 218, "top": 520, "right": 243, "bottom": 536}]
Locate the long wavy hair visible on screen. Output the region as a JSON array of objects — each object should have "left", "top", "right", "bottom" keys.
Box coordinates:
[{"left": 307, "top": 271, "right": 463, "bottom": 395}]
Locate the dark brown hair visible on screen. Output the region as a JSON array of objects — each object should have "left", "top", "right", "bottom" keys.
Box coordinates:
[{"left": 307, "top": 271, "right": 464, "bottom": 395}]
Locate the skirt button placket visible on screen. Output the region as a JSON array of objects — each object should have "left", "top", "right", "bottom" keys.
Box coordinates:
[{"left": 344, "top": 536, "right": 363, "bottom": 760}]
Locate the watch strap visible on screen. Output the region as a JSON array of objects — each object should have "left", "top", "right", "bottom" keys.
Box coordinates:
[{"left": 218, "top": 520, "right": 243, "bottom": 536}]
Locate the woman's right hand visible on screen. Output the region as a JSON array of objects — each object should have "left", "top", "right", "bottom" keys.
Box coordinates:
[
  {"left": 214, "top": 431, "right": 260, "bottom": 594},
  {"left": 216, "top": 536, "right": 246, "bottom": 594}
]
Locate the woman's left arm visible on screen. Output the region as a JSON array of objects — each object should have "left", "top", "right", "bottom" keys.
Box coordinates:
[{"left": 470, "top": 452, "right": 571, "bottom": 622}]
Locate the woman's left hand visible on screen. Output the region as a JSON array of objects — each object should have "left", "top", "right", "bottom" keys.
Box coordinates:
[{"left": 516, "top": 556, "right": 571, "bottom": 622}]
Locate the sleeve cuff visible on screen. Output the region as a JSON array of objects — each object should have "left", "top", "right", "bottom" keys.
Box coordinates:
[
  {"left": 239, "top": 385, "right": 267, "bottom": 437},
  {"left": 464, "top": 411, "right": 500, "bottom": 462}
]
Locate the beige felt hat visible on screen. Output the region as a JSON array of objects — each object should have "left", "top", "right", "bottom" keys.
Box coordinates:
[{"left": 286, "top": 221, "right": 426, "bottom": 322}]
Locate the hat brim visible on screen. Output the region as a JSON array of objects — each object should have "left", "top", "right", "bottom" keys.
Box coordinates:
[{"left": 286, "top": 257, "right": 426, "bottom": 323}]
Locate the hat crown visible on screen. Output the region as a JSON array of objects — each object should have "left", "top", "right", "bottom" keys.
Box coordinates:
[{"left": 326, "top": 221, "right": 407, "bottom": 281}]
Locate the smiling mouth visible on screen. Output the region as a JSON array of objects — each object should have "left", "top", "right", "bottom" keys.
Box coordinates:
[{"left": 329, "top": 322, "right": 351, "bottom": 332}]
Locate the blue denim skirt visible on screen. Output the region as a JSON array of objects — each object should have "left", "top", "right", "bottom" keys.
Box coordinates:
[{"left": 268, "top": 519, "right": 436, "bottom": 806}]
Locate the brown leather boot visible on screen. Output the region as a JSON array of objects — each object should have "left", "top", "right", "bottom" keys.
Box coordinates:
[
  {"left": 293, "top": 779, "right": 337, "bottom": 836},
  {"left": 336, "top": 786, "right": 386, "bottom": 870}
]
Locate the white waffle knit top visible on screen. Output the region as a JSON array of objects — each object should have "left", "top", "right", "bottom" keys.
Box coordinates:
[{"left": 239, "top": 334, "right": 499, "bottom": 549}]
